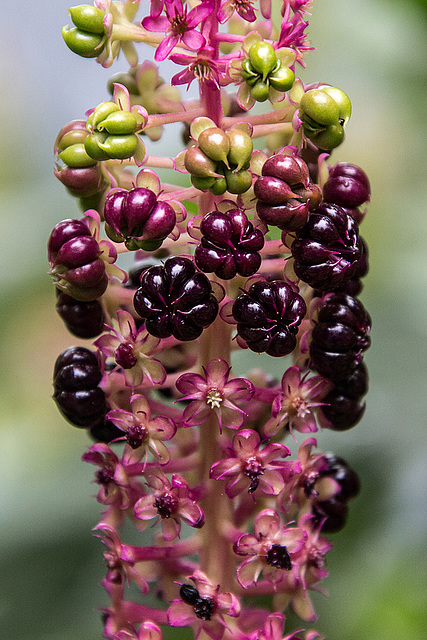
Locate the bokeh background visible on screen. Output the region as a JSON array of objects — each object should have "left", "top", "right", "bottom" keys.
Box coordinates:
[{"left": 1, "top": 1, "right": 426, "bottom": 639}]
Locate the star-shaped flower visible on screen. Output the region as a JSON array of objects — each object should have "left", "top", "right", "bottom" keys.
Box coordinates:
[
  {"left": 95, "top": 310, "right": 166, "bottom": 388},
  {"left": 176, "top": 358, "right": 254, "bottom": 432}
]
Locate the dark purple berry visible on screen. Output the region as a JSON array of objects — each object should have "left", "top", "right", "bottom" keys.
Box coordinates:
[
  {"left": 309, "top": 293, "right": 371, "bottom": 379},
  {"left": 133, "top": 257, "right": 219, "bottom": 341},
  {"left": 194, "top": 598, "right": 215, "bottom": 621},
  {"left": 53, "top": 347, "right": 107, "bottom": 428},
  {"left": 291, "top": 203, "right": 364, "bottom": 292},
  {"left": 56, "top": 291, "right": 105, "bottom": 338},
  {"left": 89, "top": 418, "right": 123, "bottom": 443},
  {"left": 318, "top": 453, "right": 361, "bottom": 501},
  {"left": 232, "top": 280, "right": 306, "bottom": 357},
  {"left": 319, "top": 363, "right": 369, "bottom": 431},
  {"left": 323, "top": 163, "right": 370, "bottom": 209},
  {"left": 312, "top": 499, "right": 348, "bottom": 533},
  {"left": 180, "top": 584, "right": 200, "bottom": 605},
  {"left": 195, "top": 208, "right": 264, "bottom": 279}
]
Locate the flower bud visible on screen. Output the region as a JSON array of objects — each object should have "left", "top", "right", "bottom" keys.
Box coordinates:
[
  {"left": 69, "top": 5, "right": 106, "bottom": 35},
  {"left": 62, "top": 26, "right": 104, "bottom": 58}
]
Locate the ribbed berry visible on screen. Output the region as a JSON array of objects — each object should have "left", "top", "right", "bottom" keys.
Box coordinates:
[
  {"left": 133, "top": 257, "right": 219, "bottom": 341},
  {"left": 323, "top": 163, "right": 370, "bottom": 210},
  {"left": 104, "top": 187, "right": 176, "bottom": 250},
  {"left": 319, "top": 363, "right": 368, "bottom": 430},
  {"left": 53, "top": 347, "right": 107, "bottom": 428},
  {"left": 48, "top": 218, "right": 107, "bottom": 300},
  {"left": 291, "top": 203, "right": 364, "bottom": 291},
  {"left": 194, "top": 208, "right": 264, "bottom": 279},
  {"left": 254, "top": 154, "right": 322, "bottom": 231},
  {"left": 232, "top": 280, "right": 306, "bottom": 357},
  {"left": 56, "top": 291, "right": 104, "bottom": 338},
  {"left": 309, "top": 294, "right": 371, "bottom": 379}
]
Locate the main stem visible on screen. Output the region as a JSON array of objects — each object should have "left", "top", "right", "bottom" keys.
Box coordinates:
[{"left": 197, "top": 1, "right": 235, "bottom": 593}]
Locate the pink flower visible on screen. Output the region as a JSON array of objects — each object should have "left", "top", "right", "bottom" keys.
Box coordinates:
[
  {"left": 114, "top": 621, "right": 162, "bottom": 640},
  {"left": 250, "top": 612, "right": 306, "bottom": 640},
  {"left": 95, "top": 310, "right": 166, "bottom": 388},
  {"left": 263, "top": 367, "right": 331, "bottom": 439},
  {"left": 134, "top": 470, "right": 204, "bottom": 541},
  {"left": 95, "top": 523, "right": 149, "bottom": 593},
  {"left": 210, "top": 429, "right": 295, "bottom": 498},
  {"left": 218, "top": 0, "right": 257, "bottom": 24},
  {"left": 176, "top": 358, "right": 254, "bottom": 432},
  {"left": 168, "top": 569, "right": 240, "bottom": 640},
  {"left": 107, "top": 395, "right": 176, "bottom": 466},
  {"left": 142, "top": 0, "right": 214, "bottom": 62},
  {"left": 277, "top": 5, "right": 314, "bottom": 67},
  {"left": 234, "top": 509, "right": 306, "bottom": 588},
  {"left": 170, "top": 47, "right": 229, "bottom": 90}
]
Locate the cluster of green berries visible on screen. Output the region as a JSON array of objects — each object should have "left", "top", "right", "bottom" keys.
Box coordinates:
[
  {"left": 62, "top": 4, "right": 106, "bottom": 59},
  {"left": 299, "top": 86, "right": 352, "bottom": 150},
  {"left": 185, "top": 124, "right": 253, "bottom": 195},
  {"left": 85, "top": 101, "right": 141, "bottom": 161},
  {"left": 241, "top": 41, "right": 295, "bottom": 102}
]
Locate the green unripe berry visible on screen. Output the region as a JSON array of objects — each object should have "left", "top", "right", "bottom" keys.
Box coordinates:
[
  {"left": 88, "top": 102, "right": 120, "bottom": 131},
  {"left": 311, "top": 123, "right": 345, "bottom": 150},
  {"left": 269, "top": 65, "right": 295, "bottom": 92},
  {"left": 98, "top": 134, "right": 139, "bottom": 159},
  {"left": 58, "top": 143, "right": 98, "bottom": 167},
  {"left": 209, "top": 177, "right": 227, "bottom": 196},
  {"left": 69, "top": 5, "right": 106, "bottom": 35},
  {"left": 224, "top": 169, "right": 252, "bottom": 194},
  {"left": 300, "top": 89, "right": 339, "bottom": 126},
  {"left": 226, "top": 129, "right": 253, "bottom": 171},
  {"left": 57, "top": 129, "right": 88, "bottom": 152},
  {"left": 321, "top": 86, "right": 352, "bottom": 122},
  {"left": 105, "top": 223, "right": 125, "bottom": 243},
  {"left": 62, "top": 26, "right": 103, "bottom": 58},
  {"left": 136, "top": 238, "right": 163, "bottom": 252},
  {"left": 98, "top": 111, "right": 138, "bottom": 135},
  {"left": 191, "top": 176, "right": 216, "bottom": 191},
  {"left": 241, "top": 59, "right": 257, "bottom": 80},
  {"left": 84, "top": 134, "right": 111, "bottom": 161},
  {"left": 250, "top": 79, "right": 270, "bottom": 102},
  {"left": 198, "top": 127, "right": 230, "bottom": 165},
  {"left": 248, "top": 41, "right": 278, "bottom": 80}
]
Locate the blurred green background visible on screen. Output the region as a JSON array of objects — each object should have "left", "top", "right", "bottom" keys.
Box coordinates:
[{"left": 0, "top": 1, "right": 426, "bottom": 639}]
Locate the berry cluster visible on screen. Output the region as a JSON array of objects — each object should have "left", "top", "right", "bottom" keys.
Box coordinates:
[{"left": 49, "top": 3, "right": 375, "bottom": 639}]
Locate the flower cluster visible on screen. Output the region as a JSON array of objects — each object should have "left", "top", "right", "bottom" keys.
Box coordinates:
[{"left": 50, "top": 1, "right": 372, "bottom": 639}]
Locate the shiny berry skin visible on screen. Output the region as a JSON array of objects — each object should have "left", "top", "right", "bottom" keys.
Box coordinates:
[
  {"left": 254, "top": 154, "right": 321, "bottom": 232},
  {"left": 323, "top": 163, "right": 370, "bottom": 209},
  {"left": 53, "top": 347, "right": 107, "bottom": 428},
  {"left": 319, "top": 363, "right": 369, "bottom": 430},
  {"left": 48, "top": 218, "right": 107, "bottom": 300},
  {"left": 291, "top": 203, "right": 364, "bottom": 291},
  {"left": 89, "top": 417, "right": 123, "bottom": 443},
  {"left": 56, "top": 291, "right": 104, "bottom": 338},
  {"left": 104, "top": 187, "right": 176, "bottom": 250},
  {"left": 312, "top": 498, "right": 349, "bottom": 533},
  {"left": 232, "top": 280, "right": 306, "bottom": 357},
  {"left": 319, "top": 453, "right": 361, "bottom": 501},
  {"left": 194, "top": 208, "right": 264, "bottom": 280},
  {"left": 309, "top": 293, "right": 371, "bottom": 380},
  {"left": 133, "top": 257, "right": 219, "bottom": 341}
]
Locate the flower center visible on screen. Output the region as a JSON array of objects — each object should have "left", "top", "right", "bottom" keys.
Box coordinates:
[
  {"left": 265, "top": 544, "right": 292, "bottom": 570},
  {"left": 244, "top": 457, "right": 265, "bottom": 494},
  {"left": 154, "top": 493, "right": 178, "bottom": 518},
  {"left": 126, "top": 424, "right": 148, "bottom": 449},
  {"left": 289, "top": 395, "right": 310, "bottom": 418},
  {"left": 194, "top": 597, "right": 215, "bottom": 621},
  {"left": 95, "top": 467, "right": 114, "bottom": 486},
  {"left": 170, "top": 12, "right": 188, "bottom": 36},
  {"left": 115, "top": 343, "right": 137, "bottom": 369},
  {"left": 206, "top": 388, "right": 223, "bottom": 409},
  {"left": 191, "top": 61, "right": 213, "bottom": 83}
]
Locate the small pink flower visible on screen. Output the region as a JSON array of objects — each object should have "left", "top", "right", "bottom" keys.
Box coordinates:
[
  {"left": 114, "top": 621, "right": 162, "bottom": 640},
  {"left": 134, "top": 470, "right": 204, "bottom": 541},
  {"left": 107, "top": 395, "right": 176, "bottom": 466},
  {"left": 218, "top": 0, "right": 257, "bottom": 24},
  {"left": 250, "top": 612, "right": 307, "bottom": 640},
  {"left": 210, "top": 429, "right": 295, "bottom": 498},
  {"left": 234, "top": 509, "right": 306, "bottom": 588},
  {"left": 95, "top": 523, "right": 149, "bottom": 593},
  {"left": 170, "top": 47, "right": 229, "bottom": 90},
  {"left": 292, "top": 514, "right": 332, "bottom": 590},
  {"left": 263, "top": 367, "right": 331, "bottom": 439},
  {"left": 142, "top": 0, "right": 214, "bottom": 61},
  {"left": 277, "top": 5, "right": 314, "bottom": 67},
  {"left": 95, "top": 310, "right": 166, "bottom": 388},
  {"left": 176, "top": 358, "right": 254, "bottom": 432},
  {"left": 168, "top": 569, "right": 240, "bottom": 640}
]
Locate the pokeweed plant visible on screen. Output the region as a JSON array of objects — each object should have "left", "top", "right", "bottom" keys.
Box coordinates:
[{"left": 50, "top": 1, "right": 372, "bottom": 639}]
